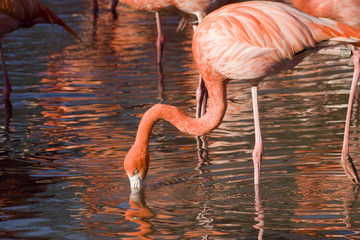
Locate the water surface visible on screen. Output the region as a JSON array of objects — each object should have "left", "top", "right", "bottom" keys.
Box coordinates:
[{"left": 0, "top": 1, "right": 360, "bottom": 239}]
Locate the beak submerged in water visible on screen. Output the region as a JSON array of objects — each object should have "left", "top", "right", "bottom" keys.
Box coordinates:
[{"left": 128, "top": 170, "right": 145, "bottom": 190}]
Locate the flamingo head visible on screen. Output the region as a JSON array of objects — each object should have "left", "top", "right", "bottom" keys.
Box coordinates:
[{"left": 124, "top": 143, "right": 149, "bottom": 190}]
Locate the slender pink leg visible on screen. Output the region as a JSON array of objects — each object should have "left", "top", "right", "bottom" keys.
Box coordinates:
[
  {"left": 192, "top": 22, "right": 208, "bottom": 118},
  {"left": 155, "top": 12, "right": 165, "bottom": 65},
  {"left": 251, "top": 85, "right": 264, "bottom": 185},
  {"left": 0, "top": 42, "right": 11, "bottom": 101},
  {"left": 340, "top": 50, "right": 360, "bottom": 184}
]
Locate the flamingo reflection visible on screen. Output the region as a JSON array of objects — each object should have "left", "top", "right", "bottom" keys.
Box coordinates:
[
  {"left": 254, "top": 184, "right": 264, "bottom": 240},
  {"left": 124, "top": 189, "right": 156, "bottom": 239}
]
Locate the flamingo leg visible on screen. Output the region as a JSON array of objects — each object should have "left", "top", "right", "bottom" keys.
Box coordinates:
[
  {"left": 93, "top": 0, "right": 99, "bottom": 14},
  {"left": 251, "top": 85, "right": 264, "bottom": 185},
  {"left": 341, "top": 50, "right": 360, "bottom": 184},
  {"left": 0, "top": 42, "right": 11, "bottom": 101},
  {"left": 196, "top": 75, "right": 208, "bottom": 118},
  {"left": 155, "top": 12, "right": 165, "bottom": 65},
  {"left": 191, "top": 19, "right": 208, "bottom": 119},
  {"left": 111, "top": 0, "right": 118, "bottom": 14}
]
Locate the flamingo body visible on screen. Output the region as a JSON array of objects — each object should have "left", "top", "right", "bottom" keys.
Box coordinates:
[
  {"left": 120, "top": 0, "right": 228, "bottom": 15},
  {"left": 0, "top": 0, "right": 79, "bottom": 37},
  {"left": 193, "top": 1, "right": 359, "bottom": 83},
  {"left": 292, "top": 0, "right": 360, "bottom": 27},
  {"left": 0, "top": 0, "right": 80, "bottom": 101},
  {"left": 124, "top": 1, "right": 360, "bottom": 189}
]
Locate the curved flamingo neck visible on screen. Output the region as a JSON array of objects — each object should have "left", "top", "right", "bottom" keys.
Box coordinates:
[
  {"left": 124, "top": 79, "right": 228, "bottom": 182},
  {"left": 134, "top": 80, "right": 227, "bottom": 146}
]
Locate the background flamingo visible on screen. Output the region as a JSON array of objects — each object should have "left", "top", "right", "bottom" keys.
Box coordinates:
[
  {"left": 124, "top": 1, "right": 360, "bottom": 190},
  {"left": 291, "top": 0, "right": 360, "bottom": 26},
  {"left": 0, "top": 0, "right": 81, "bottom": 101}
]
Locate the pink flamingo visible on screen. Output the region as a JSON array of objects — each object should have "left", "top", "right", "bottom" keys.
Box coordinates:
[
  {"left": 292, "top": 0, "right": 360, "bottom": 26},
  {"left": 0, "top": 0, "right": 81, "bottom": 101},
  {"left": 124, "top": 1, "right": 360, "bottom": 189}
]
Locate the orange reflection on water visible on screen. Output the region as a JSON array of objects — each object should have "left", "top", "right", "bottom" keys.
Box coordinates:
[
  {"left": 290, "top": 108, "right": 359, "bottom": 237},
  {"left": 123, "top": 191, "right": 156, "bottom": 239}
]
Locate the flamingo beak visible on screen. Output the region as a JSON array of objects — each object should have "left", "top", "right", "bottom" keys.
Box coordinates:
[{"left": 128, "top": 169, "right": 145, "bottom": 190}]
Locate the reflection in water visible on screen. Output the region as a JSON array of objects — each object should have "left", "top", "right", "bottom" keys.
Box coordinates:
[
  {"left": 3, "top": 101, "right": 12, "bottom": 133},
  {"left": 291, "top": 153, "right": 360, "bottom": 238},
  {"left": 292, "top": 184, "right": 360, "bottom": 237},
  {"left": 124, "top": 189, "right": 156, "bottom": 239},
  {"left": 196, "top": 135, "right": 210, "bottom": 174},
  {"left": 254, "top": 184, "right": 264, "bottom": 240}
]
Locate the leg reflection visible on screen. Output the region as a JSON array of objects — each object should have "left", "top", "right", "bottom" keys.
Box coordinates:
[
  {"left": 196, "top": 135, "right": 210, "bottom": 174},
  {"left": 343, "top": 185, "right": 359, "bottom": 230},
  {"left": 4, "top": 100, "right": 12, "bottom": 125},
  {"left": 254, "top": 184, "right": 264, "bottom": 240}
]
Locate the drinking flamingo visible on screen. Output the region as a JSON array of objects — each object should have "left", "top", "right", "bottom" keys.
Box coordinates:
[
  {"left": 124, "top": 1, "right": 360, "bottom": 189},
  {"left": 0, "top": 0, "right": 81, "bottom": 101},
  {"left": 292, "top": 0, "right": 360, "bottom": 26}
]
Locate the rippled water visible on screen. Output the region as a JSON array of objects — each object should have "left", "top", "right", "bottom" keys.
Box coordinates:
[{"left": 1, "top": 1, "right": 360, "bottom": 239}]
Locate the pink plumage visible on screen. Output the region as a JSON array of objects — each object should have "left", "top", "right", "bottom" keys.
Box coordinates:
[{"left": 292, "top": 0, "right": 360, "bottom": 27}]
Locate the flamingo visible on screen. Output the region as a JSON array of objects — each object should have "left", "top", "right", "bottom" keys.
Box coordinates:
[
  {"left": 124, "top": 1, "right": 360, "bottom": 189},
  {"left": 291, "top": 0, "right": 360, "bottom": 26},
  {"left": 0, "top": 0, "right": 81, "bottom": 101}
]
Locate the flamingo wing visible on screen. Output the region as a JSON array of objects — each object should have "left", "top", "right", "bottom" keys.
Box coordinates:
[
  {"left": 193, "top": 1, "right": 360, "bottom": 82},
  {"left": 292, "top": 0, "right": 360, "bottom": 27}
]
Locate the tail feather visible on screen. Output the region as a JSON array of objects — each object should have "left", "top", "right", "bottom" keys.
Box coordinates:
[
  {"left": 316, "top": 19, "right": 360, "bottom": 47},
  {"left": 336, "top": 22, "right": 360, "bottom": 47}
]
